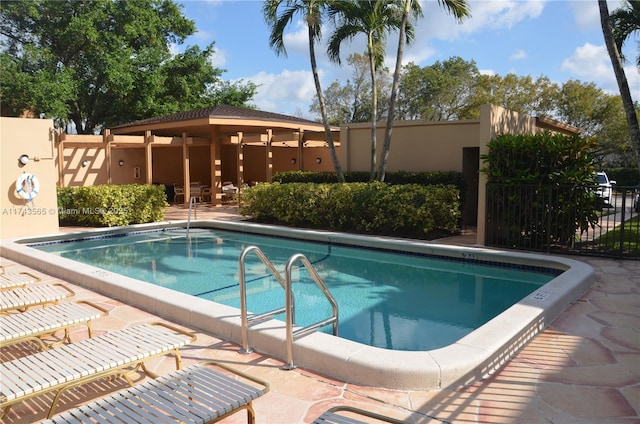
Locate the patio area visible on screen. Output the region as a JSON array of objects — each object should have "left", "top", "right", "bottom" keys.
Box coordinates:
[{"left": 1, "top": 206, "right": 638, "bottom": 423}]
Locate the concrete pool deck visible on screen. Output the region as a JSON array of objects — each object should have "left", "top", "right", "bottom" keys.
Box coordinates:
[{"left": 1, "top": 205, "right": 638, "bottom": 423}]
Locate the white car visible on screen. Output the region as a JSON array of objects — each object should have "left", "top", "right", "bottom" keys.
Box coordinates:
[{"left": 596, "top": 172, "right": 616, "bottom": 205}]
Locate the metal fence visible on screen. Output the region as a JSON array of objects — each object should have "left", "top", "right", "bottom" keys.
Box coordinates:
[{"left": 485, "top": 184, "right": 640, "bottom": 259}]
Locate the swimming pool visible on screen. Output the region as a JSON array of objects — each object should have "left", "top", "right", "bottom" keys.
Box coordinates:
[
  {"left": 33, "top": 228, "right": 559, "bottom": 351},
  {"left": 0, "top": 220, "right": 595, "bottom": 390}
]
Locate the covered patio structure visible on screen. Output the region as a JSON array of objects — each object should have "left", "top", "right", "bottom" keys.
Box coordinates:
[{"left": 57, "top": 105, "right": 339, "bottom": 206}]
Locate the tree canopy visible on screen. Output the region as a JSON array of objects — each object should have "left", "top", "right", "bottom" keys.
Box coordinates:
[
  {"left": 0, "top": 0, "right": 256, "bottom": 133},
  {"left": 314, "top": 55, "right": 637, "bottom": 167}
]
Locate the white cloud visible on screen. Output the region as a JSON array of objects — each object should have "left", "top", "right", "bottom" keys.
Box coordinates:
[
  {"left": 479, "top": 68, "right": 497, "bottom": 76},
  {"left": 560, "top": 42, "right": 640, "bottom": 96},
  {"left": 509, "top": 49, "right": 527, "bottom": 61},
  {"left": 418, "top": 0, "right": 545, "bottom": 42},
  {"left": 248, "top": 69, "right": 320, "bottom": 117},
  {"left": 169, "top": 43, "right": 181, "bottom": 57},
  {"left": 561, "top": 43, "right": 612, "bottom": 81},
  {"left": 281, "top": 20, "right": 311, "bottom": 57},
  {"left": 210, "top": 48, "right": 226, "bottom": 68},
  {"left": 570, "top": 0, "right": 599, "bottom": 29}
]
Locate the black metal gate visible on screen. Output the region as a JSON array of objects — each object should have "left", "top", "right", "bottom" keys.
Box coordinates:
[{"left": 485, "top": 184, "right": 640, "bottom": 259}]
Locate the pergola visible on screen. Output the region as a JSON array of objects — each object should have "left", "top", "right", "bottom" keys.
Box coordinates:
[{"left": 107, "top": 105, "right": 339, "bottom": 206}]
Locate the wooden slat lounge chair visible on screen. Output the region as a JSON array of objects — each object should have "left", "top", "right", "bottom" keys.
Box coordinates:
[
  {"left": 0, "top": 283, "right": 75, "bottom": 312},
  {"left": 313, "top": 406, "right": 406, "bottom": 424},
  {"left": 42, "top": 361, "right": 270, "bottom": 424},
  {"left": 0, "top": 322, "right": 196, "bottom": 419},
  {"left": 0, "top": 270, "right": 41, "bottom": 290},
  {"left": 0, "top": 300, "right": 109, "bottom": 351}
]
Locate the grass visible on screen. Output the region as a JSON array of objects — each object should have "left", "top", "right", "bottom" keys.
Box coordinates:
[{"left": 595, "top": 214, "right": 640, "bottom": 255}]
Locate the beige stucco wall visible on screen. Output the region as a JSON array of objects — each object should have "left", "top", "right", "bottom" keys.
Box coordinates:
[
  {"left": 1, "top": 117, "right": 59, "bottom": 238},
  {"left": 340, "top": 120, "right": 480, "bottom": 173},
  {"left": 63, "top": 146, "right": 108, "bottom": 186}
]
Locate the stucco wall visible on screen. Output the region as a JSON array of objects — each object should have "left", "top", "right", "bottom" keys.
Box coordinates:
[
  {"left": 340, "top": 120, "right": 480, "bottom": 173},
  {"left": 63, "top": 144, "right": 108, "bottom": 186},
  {"left": 1, "top": 117, "right": 59, "bottom": 238}
]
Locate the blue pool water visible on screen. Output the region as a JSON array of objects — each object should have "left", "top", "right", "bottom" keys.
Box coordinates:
[{"left": 34, "top": 228, "right": 559, "bottom": 351}]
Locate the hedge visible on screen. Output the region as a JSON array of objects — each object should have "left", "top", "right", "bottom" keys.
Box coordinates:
[
  {"left": 272, "top": 170, "right": 465, "bottom": 189},
  {"left": 240, "top": 182, "right": 460, "bottom": 239},
  {"left": 58, "top": 184, "right": 168, "bottom": 227}
]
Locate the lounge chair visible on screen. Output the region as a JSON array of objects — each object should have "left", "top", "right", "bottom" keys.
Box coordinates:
[
  {"left": 42, "top": 361, "right": 270, "bottom": 424},
  {"left": 0, "top": 322, "right": 196, "bottom": 419},
  {"left": 313, "top": 406, "right": 406, "bottom": 424},
  {"left": 0, "top": 268, "right": 41, "bottom": 290},
  {"left": 174, "top": 184, "right": 185, "bottom": 203},
  {"left": 0, "top": 300, "right": 109, "bottom": 351},
  {"left": 0, "top": 283, "right": 75, "bottom": 312}
]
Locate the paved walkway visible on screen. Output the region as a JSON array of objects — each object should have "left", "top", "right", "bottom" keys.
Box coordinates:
[{"left": 1, "top": 206, "right": 638, "bottom": 423}]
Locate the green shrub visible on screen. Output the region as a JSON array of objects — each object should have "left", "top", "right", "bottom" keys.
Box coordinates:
[
  {"left": 606, "top": 167, "right": 640, "bottom": 187},
  {"left": 57, "top": 184, "right": 167, "bottom": 227},
  {"left": 272, "top": 170, "right": 464, "bottom": 189},
  {"left": 240, "top": 182, "right": 460, "bottom": 239},
  {"left": 481, "top": 132, "right": 599, "bottom": 247}
]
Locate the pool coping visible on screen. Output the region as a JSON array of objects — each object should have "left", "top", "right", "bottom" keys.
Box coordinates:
[{"left": 0, "top": 220, "right": 596, "bottom": 390}]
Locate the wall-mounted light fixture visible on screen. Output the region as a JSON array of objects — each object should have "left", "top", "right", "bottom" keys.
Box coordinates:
[
  {"left": 118, "top": 160, "right": 125, "bottom": 166},
  {"left": 18, "top": 154, "right": 29, "bottom": 165},
  {"left": 291, "top": 158, "right": 297, "bottom": 164},
  {"left": 81, "top": 160, "right": 89, "bottom": 167},
  {"left": 315, "top": 157, "right": 322, "bottom": 164}
]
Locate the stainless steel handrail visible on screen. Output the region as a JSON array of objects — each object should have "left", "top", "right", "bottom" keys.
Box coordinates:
[
  {"left": 283, "top": 253, "right": 338, "bottom": 370},
  {"left": 186, "top": 196, "right": 198, "bottom": 237},
  {"left": 238, "top": 246, "right": 288, "bottom": 354}
]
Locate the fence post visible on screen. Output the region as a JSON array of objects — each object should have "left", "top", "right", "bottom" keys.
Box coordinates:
[
  {"left": 619, "top": 190, "right": 627, "bottom": 257},
  {"left": 546, "top": 187, "right": 552, "bottom": 253}
]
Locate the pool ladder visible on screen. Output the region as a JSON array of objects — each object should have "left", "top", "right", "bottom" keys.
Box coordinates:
[
  {"left": 238, "top": 246, "right": 339, "bottom": 370},
  {"left": 185, "top": 196, "right": 198, "bottom": 237}
]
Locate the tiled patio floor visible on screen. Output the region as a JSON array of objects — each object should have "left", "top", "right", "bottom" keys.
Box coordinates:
[{"left": 1, "top": 205, "right": 638, "bottom": 423}]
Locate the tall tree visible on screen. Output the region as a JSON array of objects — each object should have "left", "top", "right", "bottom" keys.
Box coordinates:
[
  {"left": 598, "top": 0, "right": 640, "bottom": 169},
  {"left": 609, "top": 0, "right": 640, "bottom": 71},
  {"left": 0, "top": 0, "right": 255, "bottom": 133},
  {"left": 309, "top": 52, "right": 391, "bottom": 124},
  {"left": 263, "top": 0, "right": 345, "bottom": 182},
  {"left": 378, "top": 0, "right": 469, "bottom": 181},
  {"left": 327, "top": 0, "right": 407, "bottom": 180}
]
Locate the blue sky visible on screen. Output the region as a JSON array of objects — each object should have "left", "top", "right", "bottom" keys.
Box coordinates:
[{"left": 176, "top": 0, "right": 640, "bottom": 119}]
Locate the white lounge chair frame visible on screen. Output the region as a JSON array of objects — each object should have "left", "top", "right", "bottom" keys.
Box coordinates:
[
  {"left": 43, "top": 361, "right": 270, "bottom": 424},
  {"left": 0, "top": 270, "right": 41, "bottom": 290},
  {"left": 0, "top": 322, "right": 196, "bottom": 419},
  {"left": 0, "top": 283, "right": 75, "bottom": 312},
  {"left": 0, "top": 300, "right": 109, "bottom": 350}
]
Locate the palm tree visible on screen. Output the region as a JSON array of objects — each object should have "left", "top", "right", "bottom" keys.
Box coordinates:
[
  {"left": 263, "top": 0, "right": 345, "bottom": 182},
  {"left": 378, "top": 0, "right": 469, "bottom": 182},
  {"left": 609, "top": 0, "right": 640, "bottom": 71},
  {"left": 327, "top": 0, "right": 407, "bottom": 181},
  {"left": 598, "top": 0, "right": 640, "bottom": 169}
]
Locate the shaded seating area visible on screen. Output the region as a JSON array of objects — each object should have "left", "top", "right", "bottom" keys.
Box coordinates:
[
  {"left": 42, "top": 361, "right": 270, "bottom": 424},
  {"left": 174, "top": 183, "right": 213, "bottom": 204},
  {"left": 222, "top": 181, "right": 239, "bottom": 204},
  {"left": 0, "top": 300, "right": 109, "bottom": 351},
  {"left": 0, "top": 322, "right": 196, "bottom": 419}
]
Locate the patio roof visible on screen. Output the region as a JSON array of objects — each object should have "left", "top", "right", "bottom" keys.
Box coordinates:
[{"left": 111, "top": 104, "right": 333, "bottom": 138}]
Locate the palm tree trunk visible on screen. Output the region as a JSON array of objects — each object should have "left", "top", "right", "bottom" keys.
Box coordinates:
[
  {"left": 368, "top": 36, "right": 378, "bottom": 181},
  {"left": 378, "top": 0, "right": 412, "bottom": 182},
  {"left": 599, "top": 0, "right": 640, "bottom": 169},
  {"left": 309, "top": 25, "right": 345, "bottom": 182}
]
